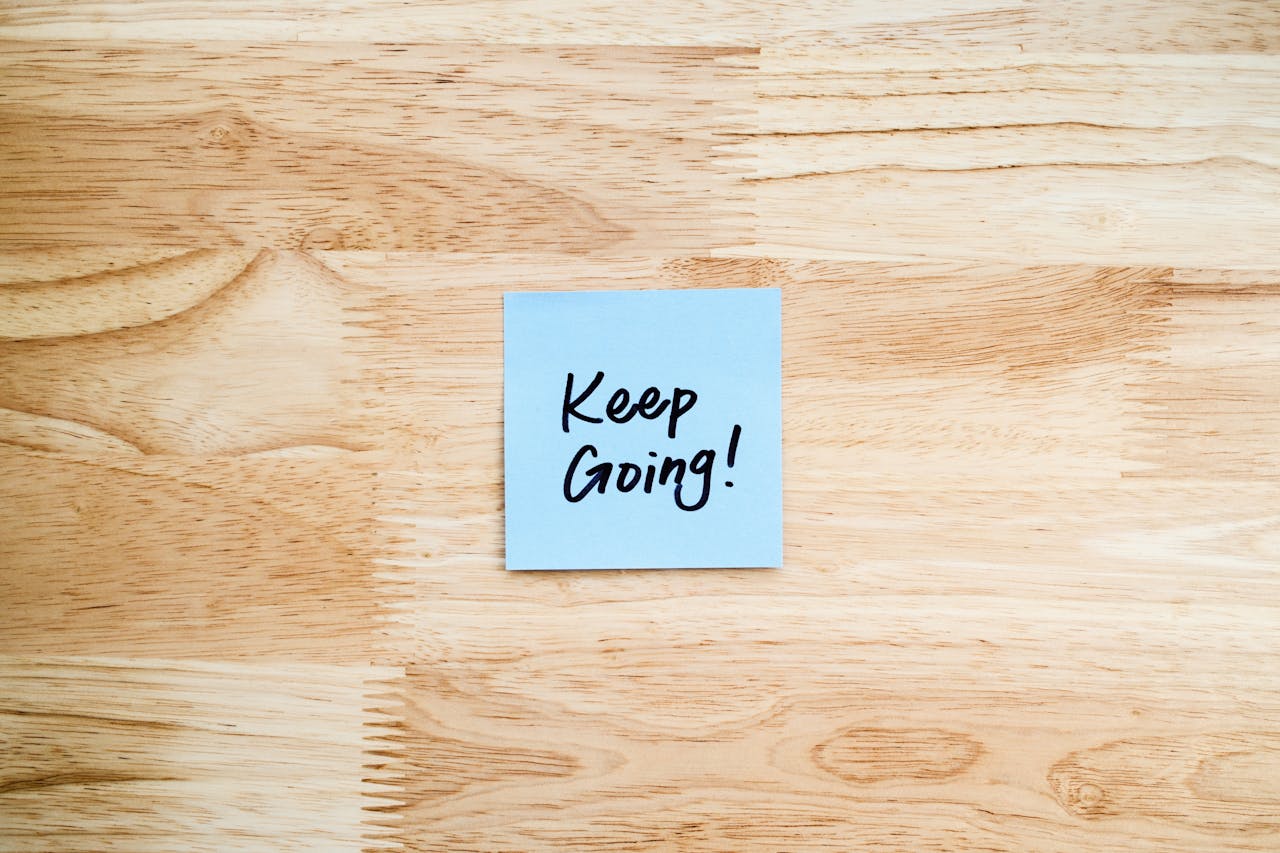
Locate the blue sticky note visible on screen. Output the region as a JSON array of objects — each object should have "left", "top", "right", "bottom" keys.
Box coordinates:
[{"left": 504, "top": 288, "right": 782, "bottom": 570}]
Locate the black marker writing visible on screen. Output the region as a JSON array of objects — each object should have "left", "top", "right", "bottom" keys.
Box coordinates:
[
  {"left": 562, "top": 423, "right": 743, "bottom": 512},
  {"left": 562, "top": 371, "right": 697, "bottom": 439},
  {"left": 562, "top": 371, "right": 604, "bottom": 432},
  {"left": 724, "top": 423, "right": 741, "bottom": 487},
  {"left": 559, "top": 371, "right": 742, "bottom": 511}
]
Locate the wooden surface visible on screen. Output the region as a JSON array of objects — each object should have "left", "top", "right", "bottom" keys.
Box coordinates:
[{"left": 2, "top": 5, "right": 1278, "bottom": 852}]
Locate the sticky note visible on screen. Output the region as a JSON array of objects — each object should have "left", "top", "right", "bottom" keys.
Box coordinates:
[{"left": 503, "top": 288, "right": 782, "bottom": 570}]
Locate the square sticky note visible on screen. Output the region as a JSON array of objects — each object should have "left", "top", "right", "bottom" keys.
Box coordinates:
[{"left": 504, "top": 288, "right": 782, "bottom": 570}]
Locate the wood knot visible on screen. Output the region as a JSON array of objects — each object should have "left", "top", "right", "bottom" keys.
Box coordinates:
[
  {"left": 1048, "top": 761, "right": 1118, "bottom": 819},
  {"left": 812, "top": 726, "right": 983, "bottom": 785},
  {"left": 1048, "top": 732, "right": 1280, "bottom": 831},
  {"left": 198, "top": 112, "right": 258, "bottom": 151},
  {"left": 1068, "top": 780, "right": 1110, "bottom": 815}
]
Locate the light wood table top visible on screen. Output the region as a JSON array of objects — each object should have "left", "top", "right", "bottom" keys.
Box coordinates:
[{"left": 2, "top": 4, "right": 1278, "bottom": 850}]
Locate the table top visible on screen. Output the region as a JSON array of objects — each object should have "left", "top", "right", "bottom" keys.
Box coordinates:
[{"left": 2, "top": 4, "right": 1279, "bottom": 851}]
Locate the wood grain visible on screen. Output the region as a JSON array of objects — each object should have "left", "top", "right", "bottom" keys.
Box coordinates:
[
  {"left": 0, "top": 449, "right": 396, "bottom": 662},
  {"left": 6, "top": 44, "right": 1278, "bottom": 264},
  {"left": 1, "top": 1, "right": 1277, "bottom": 52},
  {"left": 0, "top": 656, "right": 401, "bottom": 851},
  {"left": 1128, "top": 270, "right": 1280, "bottom": 478},
  {"left": 0, "top": 249, "right": 372, "bottom": 455},
  {"left": 391, "top": 685, "right": 1279, "bottom": 851},
  {"left": 0, "top": 43, "right": 751, "bottom": 253},
  {"left": 726, "top": 51, "right": 1280, "bottom": 265}
]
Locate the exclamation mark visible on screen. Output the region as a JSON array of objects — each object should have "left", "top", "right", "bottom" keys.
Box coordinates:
[{"left": 724, "top": 424, "right": 742, "bottom": 487}]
